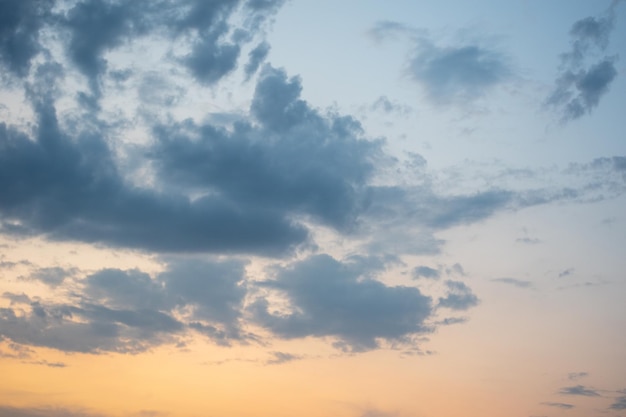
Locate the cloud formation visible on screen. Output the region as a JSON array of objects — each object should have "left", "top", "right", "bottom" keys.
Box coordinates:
[
  {"left": 437, "top": 280, "right": 479, "bottom": 310},
  {"left": 541, "top": 402, "right": 574, "bottom": 410},
  {"left": 610, "top": 395, "right": 626, "bottom": 410},
  {"left": 546, "top": 3, "right": 621, "bottom": 121},
  {"left": 250, "top": 254, "right": 434, "bottom": 351},
  {"left": 0, "top": 259, "right": 250, "bottom": 353},
  {"left": 369, "top": 21, "right": 511, "bottom": 104},
  {"left": 559, "top": 385, "right": 601, "bottom": 397},
  {"left": 408, "top": 42, "right": 511, "bottom": 104}
]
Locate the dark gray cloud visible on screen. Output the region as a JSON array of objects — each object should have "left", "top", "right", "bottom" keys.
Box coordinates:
[
  {"left": 541, "top": 402, "right": 574, "bottom": 409},
  {"left": 412, "top": 265, "right": 440, "bottom": 280},
  {"left": 1, "top": 56, "right": 515, "bottom": 258},
  {"left": 62, "top": 0, "right": 276, "bottom": 90},
  {"left": 610, "top": 395, "right": 626, "bottom": 410},
  {"left": 409, "top": 42, "right": 511, "bottom": 104},
  {"left": 0, "top": 0, "right": 54, "bottom": 77},
  {"left": 491, "top": 277, "right": 533, "bottom": 289},
  {"left": 0, "top": 0, "right": 283, "bottom": 95},
  {"left": 153, "top": 65, "right": 382, "bottom": 232},
  {"left": 183, "top": 31, "right": 240, "bottom": 85},
  {"left": 559, "top": 385, "right": 601, "bottom": 397},
  {"left": 558, "top": 268, "right": 575, "bottom": 278},
  {"left": 63, "top": 0, "right": 147, "bottom": 93},
  {"left": 546, "top": 4, "right": 620, "bottom": 122},
  {"left": 244, "top": 41, "right": 270, "bottom": 79},
  {"left": 250, "top": 254, "right": 434, "bottom": 352},
  {"left": 0, "top": 258, "right": 250, "bottom": 353},
  {"left": 437, "top": 280, "right": 479, "bottom": 310},
  {"left": 546, "top": 58, "right": 618, "bottom": 121},
  {"left": 0, "top": 95, "right": 307, "bottom": 256},
  {"left": 0, "top": 300, "right": 183, "bottom": 353}
]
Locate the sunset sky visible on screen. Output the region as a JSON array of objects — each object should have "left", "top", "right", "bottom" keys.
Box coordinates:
[{"left": 1, "top": 1, "right": 625, "bottom": 417}]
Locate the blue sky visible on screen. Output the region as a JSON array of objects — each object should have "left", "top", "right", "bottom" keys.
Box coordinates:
[{"left": 0, "top": 1, "right": 625, "bottom": 417}]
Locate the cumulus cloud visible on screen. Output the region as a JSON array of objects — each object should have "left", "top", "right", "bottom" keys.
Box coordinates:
[
  {"left": 546, "top": 3, "right": 621, "bottom": 122},
  {"left": 0, "top": 93, "right": 309, "bottom": 256},
  {"left": 0, "top": 258, "right": 250, "bottom": 353},
  {"left": 152, "top": 65, "right": 383, "bottom": 233},
  {"left": 250, "top": 254, "right": 434, "bottom": 352}
]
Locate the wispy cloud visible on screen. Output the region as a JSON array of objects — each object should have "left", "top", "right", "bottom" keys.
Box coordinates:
[
  {"left": 559, "top": 385, "right": 601, "bottom": 397},
  {"left": 541, "top": 402, "right": 574, "bottom": 409},
  {"left": 491, "top": 278, "right": 533, "bottom": 289}
]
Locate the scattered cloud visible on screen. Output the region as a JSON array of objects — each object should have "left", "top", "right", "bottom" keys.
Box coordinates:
[
  {"left": 541, "top": 402, "right": 575, "bottom": 409},
  {"left": 408, "top": 41, "right": 511, "bottom": 104},
  {"left": 559, "top": 385, "right": 601, "bottom": 397},
  {"left": 244, "top": 41, "right": 271, "bottom": 80},
  {"left": 23, "top": 360, "right": 68, "bottom": 368},
  {"left": 371, "top": 96, "right": 413, "bottom": 115},
  {"left": 437, "top": 280, "right": 479, "bottom": 311},
  {"left": 558, "top": 268, "right": 575, "bottom": 278},
  {"left": 546, "top": 3, "right": 621, "bottom": 122},
  {"left": 265, "top": 351, "right": 303, "bottom": 365},
  {"left": 568, "top": 371, "right": 589, "bottom": 381},
  {"left": 369, "top": 21, "right": 512, "bottom": 105}
]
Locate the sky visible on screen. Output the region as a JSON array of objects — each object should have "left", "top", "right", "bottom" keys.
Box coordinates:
[{"left": 0, "top": 1, "right": 625, "bottom": 417}]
